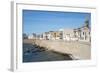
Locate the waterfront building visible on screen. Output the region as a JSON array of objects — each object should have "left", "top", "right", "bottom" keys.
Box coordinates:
[
  {"left": 59, "top": 29, "right": 77, "bottom": 41},
  {"left": 49, "top": 31, "right": 62, "bottom": 40},
  {"left": 41, "top": 31, "right": 63, "bottom": 40},
  {"left": 28, "top": 34, "right": 34, "bottom": 39},
  {"left": 28, "top": 33, "right": 37, "bottom": 39},
  {"left": 39, "top": 19, "right": 90, "bottom": 42},
  {"left": 42, "top": 32, "right": 50, "bottom": 40},
  {"left": 73, "top": 20, "right": 91, "bottom": 42}
]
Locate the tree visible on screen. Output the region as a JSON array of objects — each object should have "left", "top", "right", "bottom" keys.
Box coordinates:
[{"left": 85, "top": 19, "right": 89, "bottom": 28}]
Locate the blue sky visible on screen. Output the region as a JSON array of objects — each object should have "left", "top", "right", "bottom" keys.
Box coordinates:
[{"left": 23, "top": 10, "right": 91, "bottom": 35}]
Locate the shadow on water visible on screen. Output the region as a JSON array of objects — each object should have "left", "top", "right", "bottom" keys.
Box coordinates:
[{"left": 23, "top": 43, "right": 73, "bottom": 62}]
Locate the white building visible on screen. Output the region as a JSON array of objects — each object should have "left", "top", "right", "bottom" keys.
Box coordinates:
[
  {"left": 42, "top": 32, "right": 51, "bottom": 40},
  {"left": 28, "top": 33, "right": 37, "bottom": 39},
  {"left": 38, "top": 19, "right": 90, "bottom": 42},
  {"left": 74, "top": 20, "right": 91, "bottom": 42},
  {"left": 59, "top": 29, "right": 78, "bottom": 41},
  {"left": 28, "top": 35, "right": 34, "bottom": 39}
]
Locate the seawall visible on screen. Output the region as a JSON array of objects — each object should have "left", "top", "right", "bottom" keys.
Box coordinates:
[{"left": 24, "top": 39, "right": 91, "bottom": 60}]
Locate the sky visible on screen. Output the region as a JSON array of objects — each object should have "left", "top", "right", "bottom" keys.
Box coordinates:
[{"left": 23, "top": 10, "right": 91, "bottom": 35}]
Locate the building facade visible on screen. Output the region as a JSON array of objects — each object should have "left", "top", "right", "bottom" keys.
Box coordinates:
[
  {"left": 41, "top": 31, "right": 62, "bottom": 40},
  {"left": 59, "top": 29, "right": 77, "bottom": 41},
  {"left": 73, "top": 20, "right": 91, "bottom": 42},
  {"left": 38, "top": 19, "right": 90, "bottom": 42}
]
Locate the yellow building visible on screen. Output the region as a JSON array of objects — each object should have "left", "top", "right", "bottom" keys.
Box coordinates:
[{"left": 50, "top": 31, "right": 62, "bottom": 40}]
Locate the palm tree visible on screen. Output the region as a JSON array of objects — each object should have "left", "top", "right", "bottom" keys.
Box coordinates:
[{"left": 85, "top": 19, "right": 89, "bottom": 28}]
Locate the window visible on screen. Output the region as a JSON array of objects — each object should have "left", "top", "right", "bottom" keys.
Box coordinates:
[
  {"left": 89, "top": 32, "right": 90, "bottom": 35},
  {"left": 83, "top": 32, "right": 84, "bottom": 35}
]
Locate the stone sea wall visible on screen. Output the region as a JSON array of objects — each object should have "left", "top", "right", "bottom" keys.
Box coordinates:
[{"left": 34, "top": 39, "right": 91, "bottom": 60}]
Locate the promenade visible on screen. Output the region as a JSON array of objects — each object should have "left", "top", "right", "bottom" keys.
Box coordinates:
[{"left": 23, "top": 39, "right": 91, "bottom": 60}]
